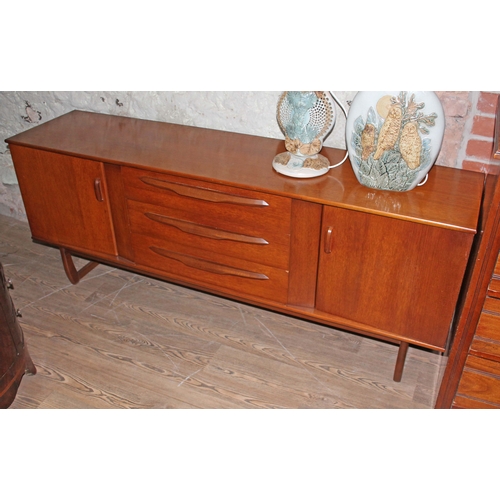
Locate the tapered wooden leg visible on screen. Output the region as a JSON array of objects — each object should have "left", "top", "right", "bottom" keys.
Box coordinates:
[
  {"left": 393, "top": 342, "right": 409, "bottom": 382},
  {"left": 60, "top": 248, "right": 99, "bottom": 285}
]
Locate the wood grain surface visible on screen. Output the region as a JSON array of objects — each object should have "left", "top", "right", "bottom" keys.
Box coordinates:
[
  {"left": 1, "top": 214, "right": 446, "bottom": 408},
  {"left": 6, "top": 110, "right": 484, "bottom": 232}
]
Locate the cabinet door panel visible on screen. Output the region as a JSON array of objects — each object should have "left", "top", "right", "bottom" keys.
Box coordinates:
[
  {"left": 316, "top": 206, "right": 474, "bottom": 349},
  {"left": 10, "top": 146, "right": 117, "bottom": 256}
]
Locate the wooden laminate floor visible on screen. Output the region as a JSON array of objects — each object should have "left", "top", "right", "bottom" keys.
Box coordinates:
[{"left": 1, "top": 213, "right": 447, "bottom": 409}]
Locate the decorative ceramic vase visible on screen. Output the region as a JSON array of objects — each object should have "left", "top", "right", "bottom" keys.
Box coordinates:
[
  {"left": 272, "top": 91, "right": 336, "bottom": 178},
  {"left": 345, "top": 91, "right": 445, "bottom": 191}
]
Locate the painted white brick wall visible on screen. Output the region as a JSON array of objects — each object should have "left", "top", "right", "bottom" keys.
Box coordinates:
[
  {"left": 0, "top": 90, "right": 476, "bottom": 220},
  {"left": 0, "top": 91, "right": 356, "bottom": 219}
]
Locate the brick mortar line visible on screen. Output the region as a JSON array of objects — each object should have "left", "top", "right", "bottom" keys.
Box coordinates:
[{"left": 469, "top": 135, "right": 494, "bottom": 142}]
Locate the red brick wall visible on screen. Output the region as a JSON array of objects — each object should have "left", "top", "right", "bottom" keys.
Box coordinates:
[
  {"left": 462, "top": 92, "right": 500, "bottom": 173},
  {"left": 435, "top": 91, "right": 472, "bottom": 170}
]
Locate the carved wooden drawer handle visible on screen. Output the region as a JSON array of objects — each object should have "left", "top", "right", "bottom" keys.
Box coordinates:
[
  {"left": 145, "top": 212, "right": 268, "bottom": 245},
  {"left": 150, "top": 246, "right": 269, "bottom": 280},
  {"left": 94, "top": 178, "right": 104, "bottom": 202},
  {"left": 140, "top": 176, "right": 269, "bottom": 206},
  {"left": 324, "top": 226, "right": 334, "bottom": 254}
]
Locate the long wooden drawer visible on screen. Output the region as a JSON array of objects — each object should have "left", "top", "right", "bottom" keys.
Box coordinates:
[
  {"left": 494, "top": 251, "right": 500, "bottom": 276},
  {"left": 453, "top": 395, "right": 500, "bottom": 409},
  {"left": 488, "top": 252, "right": 500, "bottom": 298},
  {"left": 454, "top": 256, "right": 500, "bottom": 408},
  {"left": 122, "top": 166, "right": 291, "bottom": 302},
  {"left": 477, "top": 298, "right": 500, "bottom": 336},
  {"left": 469, "top": 298, "right": 500, "bottom": 362},
  {"left": 122, "top": 167, "right": 292, "bottom": 248},
  {"left": 131, "top": 233, "right": 289, "bottom": 303},
  {"left": 128, "top": 200, "right": 289, "bottom": 270},
  {"left": 455, "top": 355, "right": 500, "bottom": 408}
]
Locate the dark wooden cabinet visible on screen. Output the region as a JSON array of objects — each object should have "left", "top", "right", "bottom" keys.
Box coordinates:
[
  {"left": 0, "top": 262, "right": 36, "bottom": 408},
  {"left": 436, "top": 102, "right": 500, "bottom": 408},
  {"left": 6, "top": 110, "right": 486, "bottom": 382},
  {"left": 435, "top": 172, "right": 500, "bottom": 408}
]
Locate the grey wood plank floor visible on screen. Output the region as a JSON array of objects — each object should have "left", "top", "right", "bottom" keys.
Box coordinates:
[{"left": 1, "top": 213, "right": 446, "bottom": 409}]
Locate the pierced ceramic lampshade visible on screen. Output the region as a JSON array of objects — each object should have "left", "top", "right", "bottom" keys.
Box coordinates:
[{"left": 272, "top": 91, "right": 336, "bottom": 178}]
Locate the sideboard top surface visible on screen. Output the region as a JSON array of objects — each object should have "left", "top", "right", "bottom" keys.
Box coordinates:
[{"left": 6, "top": 110, "right": 485, "bottom": 232}]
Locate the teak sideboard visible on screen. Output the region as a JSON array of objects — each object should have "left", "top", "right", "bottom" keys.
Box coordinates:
[{"left": 5, "top": 111, "right": 486, "bottom": 381}]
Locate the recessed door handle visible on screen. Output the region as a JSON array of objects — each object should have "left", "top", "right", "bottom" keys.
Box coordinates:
[{"left": 324, "top": 226, "right": 333, "bottom": 254}]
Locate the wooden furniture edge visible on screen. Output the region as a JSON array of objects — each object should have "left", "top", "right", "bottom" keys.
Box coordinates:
[
  {"left": 435, "top": 173, "right": 500, "bottom": 407},
  {"left": 5, "top": 111, "right": 484, "bottom": 234},
  {"left": 495, "top": 97, "right": 500, "bottom": 160}
]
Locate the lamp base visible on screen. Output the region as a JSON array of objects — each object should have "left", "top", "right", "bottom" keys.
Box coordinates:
[{"left": 272, "top": 152, "right": 330, "bottom": 178}]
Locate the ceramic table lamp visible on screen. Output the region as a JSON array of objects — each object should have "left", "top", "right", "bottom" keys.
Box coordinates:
[
  {"left": 272, "top": 91, "right": 343, "bottom": 178},
  {"left": 345, "top": 91, "right": 445, "bottom": 191}
]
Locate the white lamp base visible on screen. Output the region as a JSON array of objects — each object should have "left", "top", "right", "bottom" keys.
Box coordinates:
[{"left": 272, "top": 152, "right": 330, "bottom": 178}]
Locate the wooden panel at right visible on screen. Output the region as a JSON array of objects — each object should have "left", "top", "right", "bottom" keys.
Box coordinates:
[{"left": 316, "top": 206, "right": 476, "bottom": 350}]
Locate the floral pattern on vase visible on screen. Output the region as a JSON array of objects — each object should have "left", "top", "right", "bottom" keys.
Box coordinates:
[{"left": 346, "top": 91, "right": 445, "bottom": 192}]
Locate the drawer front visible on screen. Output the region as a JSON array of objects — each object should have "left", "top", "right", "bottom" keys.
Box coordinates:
[
  {"left": 470, "top": 337, "right": 500, "bottom": 362},
  {"left": 122, "top": 167, "right": 291, "bottom": 303},
  {"left": 469, "top": 298, "right": 500, "bottom": 363},
  {"left": 456, "top": 292, "right": 500, "bottom": 407},
  {"left": 128, "top": 200, "right": 289, "bottom": 270},
  {"left": 476, "top": 300, "right": 500, "bottom": 343},
  {"left": 489, "top": 252, "right": 500, "bottom": 298},
  {"left": 122, "top": 167, "right": 291, "bottom": 248},
  {"left": 456, "top": 352, "right": 500, "bottom": 407},
  {"left": 453, "top": 395, "right": 500, "bottom": 409},
  {"left": 131, "top": 233, "right": 289, "bottom": 303},
  {"left": 456, "top": 367, "right": 500, "bottom": 406},
  {"left": 476, "top": 311, "right": 500, "bottom": 345},
  {"left": 494, "top": 251, "right": 500, "bottom": 277}
]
